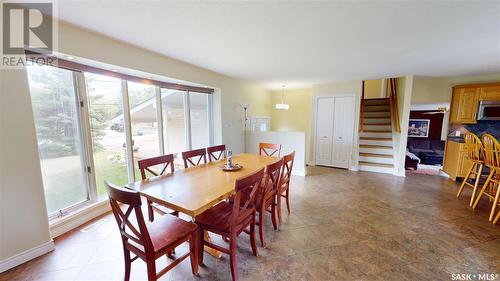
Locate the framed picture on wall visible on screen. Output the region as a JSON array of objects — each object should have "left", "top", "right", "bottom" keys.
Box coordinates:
[{"left": 408, "top": 119, "right": 430, "bottom": 138}]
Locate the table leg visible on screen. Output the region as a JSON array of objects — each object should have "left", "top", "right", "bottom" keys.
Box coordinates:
[
  {"left": 191, "top": 216, "right": 222, "bottom": 258},
  {"left": 204, "top": 231, "right": 222, "bottom": 258}
]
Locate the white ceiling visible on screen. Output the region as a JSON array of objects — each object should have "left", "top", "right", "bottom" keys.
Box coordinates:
[{"left": 56, "top": 1, "right": 500, "bottom": 89}]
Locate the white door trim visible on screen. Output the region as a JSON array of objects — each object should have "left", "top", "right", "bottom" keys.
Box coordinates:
[{"left": 313, "top": 93, "right": 357, "bottom": 167}]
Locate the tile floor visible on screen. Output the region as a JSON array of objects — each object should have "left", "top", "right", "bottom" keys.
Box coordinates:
[{"left": 1, "top": 166, "right": 499, "bottom": 281}]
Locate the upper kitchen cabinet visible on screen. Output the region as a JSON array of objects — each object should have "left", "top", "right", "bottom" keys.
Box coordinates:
[
  {"left": 449, "top": 87, "right": 480, "bottom": 124},
  {"left": 480, "top": 85, "right": 500, "bottom": 101}
]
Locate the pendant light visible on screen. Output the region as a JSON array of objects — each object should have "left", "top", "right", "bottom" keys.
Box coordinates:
[{"left": 275, "top": 85, "right": 289, "bottom": 110}]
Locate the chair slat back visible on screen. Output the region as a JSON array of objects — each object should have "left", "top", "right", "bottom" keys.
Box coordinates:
[
  {"left": 482, "top": 134, "right": 500, "bottom": 168},
  {"left": 262, "top": 159, "right": 283, "bottom": 202},
  {"left": 280, "top": 151, "right": 295, "bottom": 192},
  {"left": 207, "top": 144, "right": 226, "bottom": 161},
  {"left": 464, "top": 133, "right": 484, "bottom": 162},
  {"left": 182, "top": 148, "right": 207, "bottom": 168},
  {"left": 231, "top": 168, "right": 264, "bottom": 231},
  {"left": 259, "top": 143, "right": 281, "bottom": 157},
  {"left": 138, "top": 154, "right": 175, "bottom": 180},
  {"left": 105, "top": 181, "right": 153, "bottom": 252}
]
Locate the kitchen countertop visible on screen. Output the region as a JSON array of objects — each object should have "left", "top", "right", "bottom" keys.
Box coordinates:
[{"left": 447, "top": 136, "right": 465, "bottom": 143}]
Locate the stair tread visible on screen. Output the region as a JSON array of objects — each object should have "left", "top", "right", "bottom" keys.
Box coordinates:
[
  {"left": 364, "top": 117, "right": 391, "bottom": 119},
  {"left": 359, "top": 144, "right": 393, "bottom": 149},
  {"left": 360, "top": 137, "right": 392, "bottom": 141},
  {"left": 363, "top": 111, "right": 391, "bottom": 115},
  {"left": 362, "top": 98, "right": 390, "bottom": 100},
  {"left": 359, "top": 153, "right": 393, "bottom": 158},
  {"left": 363, "top": 123, "right": 392, "bottom": 125},
  {"left": 359, "top": 161, "right": 394, "bottom": 168},
  {"left": 362, "top": 130, "right": 392, "bottom": 133}
]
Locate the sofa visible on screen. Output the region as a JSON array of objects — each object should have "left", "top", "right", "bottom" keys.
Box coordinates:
[
  {"left": 407, "top": 139, "right": 445, "bottom": 165},
  {"left": 405, "top": 151, "right": 420, "bottom": 170}
]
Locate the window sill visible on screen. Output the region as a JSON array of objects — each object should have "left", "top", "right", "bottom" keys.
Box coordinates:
[{"left": 49, "top": 200, "right": 110, "bottom": 238}]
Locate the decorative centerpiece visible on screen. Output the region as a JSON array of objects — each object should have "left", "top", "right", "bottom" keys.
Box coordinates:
[{"left": 219, "top": 150, "right": 242, "bottom": 171}]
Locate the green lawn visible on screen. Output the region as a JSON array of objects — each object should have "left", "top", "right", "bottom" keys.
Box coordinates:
[
  {"left": 42, "top": 151, "right": 131, "bottom": 213},
  {"left": 41, "top": 155, "right": 88, "bottom": 214},
  {"left": 93, "top": 151, "right": 131, "bottom": 199}
]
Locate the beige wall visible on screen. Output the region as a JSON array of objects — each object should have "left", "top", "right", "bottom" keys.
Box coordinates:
[
  {"left": 393, "top": 76, "right": 414, "bottom": 176},
  {"left": 311, "top": 80, "right": 363, "bottom": 169},
  {"left": 270, "top": 88, "right": 313, "bottom": 162},
  {"left": 411, "top": 74, "right": 500, "bottom": 104},
  {"left": 0, "top": 20, "right": 272, "bottom": 267},
  {"left": 364, "top": 79, "right": 383, "bottom": 99},
  {"left": 0, "top": 69, "right": 53, "bottom": 261}
]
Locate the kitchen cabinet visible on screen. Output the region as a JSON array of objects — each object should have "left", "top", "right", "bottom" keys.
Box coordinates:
[
  {"left": 480, "top": 86, "right": 500, "bottom": 101},
  {"left": 449, "top": 87, "right": 480, "bottom": 124},
  {"left": 443, "top": 140, "right": 473, "bottom": 181}
]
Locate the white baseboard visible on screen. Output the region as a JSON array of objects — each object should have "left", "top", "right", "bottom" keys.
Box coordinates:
[
  {"left": 291, "top": 170, "right": 307, "bottom": 176},
  {"left": 393, "top": 170, "right": 406, "bottom": 177},
  {"left": 50, "top": 200, "right": 111, "bottom": 238},
  {"left": 0, "top": 240, "right": 54, "bottom": 273}
]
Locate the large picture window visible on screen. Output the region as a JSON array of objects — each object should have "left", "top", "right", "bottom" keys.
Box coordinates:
[
  {"left": 27, "top": 65, "right": 89, "bottom": 215},
  {"left": 128, "top": 82, "right": 162, "bottom": 179},
  {"left": 85, "top": 73, "right": 128, "bottom": 199},
  {"left": 161, "top": 89, "right": 188, "bottom": 169},
  {"left": 190, "top": 92, "right": 211, "bottom": 149},
  {"left": 27, "top": 63, "right": 214, "bottom": 218}
]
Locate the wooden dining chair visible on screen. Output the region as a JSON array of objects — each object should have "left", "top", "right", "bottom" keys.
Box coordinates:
[
  {"left": 195, "top": 168, "right": 264, "bottom": 281},
  {"left": 138, "top": 154, "right": 179, "bottom": 222},
  {"left": 456, "top": 133, "right": 485, "bottom": 206},
  {"left": 105, "top": 181, "right": 199, "bottom": 281},
  {"left": 207, "top": 144, "right": 226, "bottom": 161},
  {"left": 473, "top": 134, "right": 500, "bottom": 222},
  {"left": 259, "top": 143, "right": 281, "bottom": 157},
  {"left": 256, "top": 159, "right": 282, "bottom": 247},
  {"left": 277, "top": 151, "right": 295, "bottom": 224},
  {"left": 182, "top": 148, "right": 207, "bottom": 168}
]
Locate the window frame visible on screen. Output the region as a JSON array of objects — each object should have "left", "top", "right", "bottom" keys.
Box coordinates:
[{"left": 27, "top": 59, "right": 215, "bottom": 220}]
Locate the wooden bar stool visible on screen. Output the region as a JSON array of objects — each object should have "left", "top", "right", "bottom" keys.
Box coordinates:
[
  {"left": 494, "top": 207, "right": 500, "bottom": 224},
  {"left": 456, "top": 133, "right": 485, "bottom": 206},
  {"left": 138, "top": 154, "right": 179, "bottom": 222},
  {"left": 472, "top": 134, "right": 500, "bottom": 222}
]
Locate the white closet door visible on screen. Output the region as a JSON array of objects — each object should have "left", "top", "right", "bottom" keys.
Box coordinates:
[
  {"left": 315, "top": 97, "right": 335, "bottom": 166},
  {"left": 332, "top": 96, "right": 354, "bottom": 168}
]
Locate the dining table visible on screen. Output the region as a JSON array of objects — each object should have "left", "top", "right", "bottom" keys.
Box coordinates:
[{"left": 126, "top": 153, "right": 280, "bottom": 256}]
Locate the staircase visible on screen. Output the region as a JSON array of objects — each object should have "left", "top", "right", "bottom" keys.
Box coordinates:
[{"left": 358, "top": 98, "right": 395, "bottom": 174}]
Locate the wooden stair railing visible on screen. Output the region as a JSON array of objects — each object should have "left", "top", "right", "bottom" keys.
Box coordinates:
[
  {"left": 359, "top": 80, "right": 365, "bottom": 132},
  {"left": 359, "top": 78, "right": 400, "bottom": 133},
  {"left": 388, "top": 78, "right": 401, "bottom": 133}
]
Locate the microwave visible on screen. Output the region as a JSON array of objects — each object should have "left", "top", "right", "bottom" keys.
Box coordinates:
[{"left": 477, "top": 100, "right": 500, "bottom": 120}]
